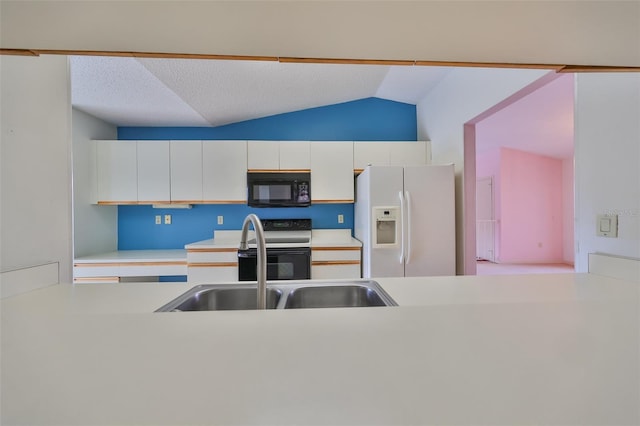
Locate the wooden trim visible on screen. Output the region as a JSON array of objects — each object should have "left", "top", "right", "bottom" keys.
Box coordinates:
[
  {"left": 187, "top": 248, "right": 237, "bottom": 253},
  {"left": 312, "top": 260, "right": 361, "bottom": 266},
  {"left": 558, "top": 65, "right": 640, "bottom": 73},
  {"left": 73, "top": 276, "right": 120, "bottom": 283},
  {"left": 247, "top": 169, "right": 311, "bottom": 173},
  {"left": 199, "top": 200, "right": 246, "bottom": 204},
  {"left": 168, "top": 200, "right": 200, "bottom": 204},
  {"left": 2, "top": 48, "right": 639, "bottom": 72},
  {"left": 354, "top": 169, "right": 365, "bottom": 175},
  {"left": 97, "top": 201, "right": 139, "bottom": 205},
  {"left": 415, "top": 60, "right": 565, "bottom": 71},
  {"left": 187, "top": 262, "right": 238, "bottom": 268},
  {"left": 0, "top": 49, "right": 39, "bottom": 56},
  {"left": 280, "top": 57, "right": 415, "bottom": 66},
  {"left": 74, "top": 261, "right": 186, "bottom": 267},
  {"left": 312, "top": 246, "right": 361, "bottom": 251},
  {"left": 312, "top": 200, "right": 354, "bottom": 204}
]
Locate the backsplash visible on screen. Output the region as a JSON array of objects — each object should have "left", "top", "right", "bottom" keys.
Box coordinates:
[{"left": 118, "top": 204, "right": 354, "bottom": 250}]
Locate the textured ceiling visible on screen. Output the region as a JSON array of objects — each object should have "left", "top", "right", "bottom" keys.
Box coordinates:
[{"left": 70, "top": 56, "right": 452, "bottom": 127}]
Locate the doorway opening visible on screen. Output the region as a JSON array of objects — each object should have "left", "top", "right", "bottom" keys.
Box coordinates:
[{"left": 464, "top": 73, "right": 575, "bottom": 275}]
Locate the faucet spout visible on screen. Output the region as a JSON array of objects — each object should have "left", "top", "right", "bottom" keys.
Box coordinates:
[{"left": 239, "top": 214, "right": 267, "bottom": 309}]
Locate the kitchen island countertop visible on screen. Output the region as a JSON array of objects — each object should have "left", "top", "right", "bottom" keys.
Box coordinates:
[{"left": 2, "top": 273, "right": 638, "bottom": 425}]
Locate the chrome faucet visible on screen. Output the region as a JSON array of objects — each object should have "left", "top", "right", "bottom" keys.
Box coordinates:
[{"left": 238, "top": 214, "right": 267, "bottom": 309}]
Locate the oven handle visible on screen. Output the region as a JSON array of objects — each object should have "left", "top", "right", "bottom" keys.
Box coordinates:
[{"left": 237, "top": 248, "right": 311, "bottom": 257}]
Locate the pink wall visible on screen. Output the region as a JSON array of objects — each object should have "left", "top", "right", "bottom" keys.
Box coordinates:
[{"left": 499, "top": 148, "right": 564, "bottom": 263}]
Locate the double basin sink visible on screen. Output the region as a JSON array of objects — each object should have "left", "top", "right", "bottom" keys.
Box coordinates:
[{"left": 155, "top": 279, "right": 397, "bottom": 312}]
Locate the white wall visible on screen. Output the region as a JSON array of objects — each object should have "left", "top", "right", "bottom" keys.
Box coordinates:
[
  {"left": 1, "top": 2, "right": 639, "bottom": 66},
  {"left": 72, "top": 108, "right": 117, "bottom": 258},
  {"left": 562, "top": 158, "right": 575, "bottom": 265},
  {"left": 416, "top": 67, "right": 548, "bottom": 273},
  {"left": 0, "top": 55, "right": 72, "bottom": 285},
  {"left": 574, "top": 73, "right": 640, "bottom": 272}
]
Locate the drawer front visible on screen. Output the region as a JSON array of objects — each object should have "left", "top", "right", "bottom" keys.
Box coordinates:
[
  {"left": 311, "top": 247, "right": 361, "bottom": 262},
  {"left": 74, "top": 264, "right": 120, "bottom": 278},
  {"left": 119, "top": 262, "right": 187, "bottom": 277},
  {"left": 187, "top": 248, "right": 238, "bottom": 263},
  {"left": 311, "top": 264, "right": 361, "bottom": 280}
]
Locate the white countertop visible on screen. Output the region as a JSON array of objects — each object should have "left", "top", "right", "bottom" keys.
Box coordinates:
[
  {"left": 2, "top": 273, "right": 639, "bottom": 425},
  {"left": 186, "top": 229, "right": 361, "bottom": 249}
]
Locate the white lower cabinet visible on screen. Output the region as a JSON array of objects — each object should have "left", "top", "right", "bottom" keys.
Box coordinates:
[
  {"left": 311, "top": 247, "right": 361, "bottom": 279},
  {"left": 187, "top": 248, "right": 239, "bottom": 283}
]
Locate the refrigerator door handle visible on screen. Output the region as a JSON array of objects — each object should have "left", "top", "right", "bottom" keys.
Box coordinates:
[
  {"left": 399, "top": 191, "right": 405, "bottom": 264},
  {"left": 405, "top": 190, "right": 412, "bottom": 264}
]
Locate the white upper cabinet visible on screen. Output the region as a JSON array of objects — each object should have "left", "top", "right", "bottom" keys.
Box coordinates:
[
  {"left": 353, "top": 141, "right": 431, "bottom": 171},
  {"left": 248, "top": 141, "right": 311, "bottom": 170},
  {"left": 96, "top": 140, "right": 138, "bottom": 203},
  {"left": 310, "top": 142, "right": 354, "bottom": 202},
  {"left": 247, "top": 141, "right": 279, "bottom": 170},
  {"left": 279, "top": 141, "right": 310, "bottom": 170},
  {"left": 137, "top": 141, "right": 171, "bottom": 203},
  {"left": 203, "top": 141, "right": 247, "bottom": 203},
  {"left": 389, "top": 141, "right": 431, "bottom": 166},
  {"left": 170, "top": 141, "right": 203, "bottom": 202},
  {"left": 353, "top": 142, "right": 390, "bottom": 170}
]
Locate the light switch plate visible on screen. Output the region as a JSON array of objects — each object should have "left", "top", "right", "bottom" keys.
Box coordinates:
[
  {"left": 217, "top": 215, "right": 224, "bottom": 225},
  {"left": 164, "top": 214, "right": 172, "bottom": 225},
  {"left": 596, "top": 214, "right": 617, "bottom": 237}
]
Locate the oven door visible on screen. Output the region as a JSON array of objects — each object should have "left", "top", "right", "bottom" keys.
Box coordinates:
[{"left": 238, "top": 247, "right": 311, "bottom": 281}]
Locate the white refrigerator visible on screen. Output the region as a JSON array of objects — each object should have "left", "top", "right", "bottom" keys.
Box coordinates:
[{"left": 354, "top": 164, "right": 456, "bottom": 277}]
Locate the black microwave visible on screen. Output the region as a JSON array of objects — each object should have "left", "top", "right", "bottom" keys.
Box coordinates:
[{"left": 247, "top": 172, "right": 311, "bottom": 207}]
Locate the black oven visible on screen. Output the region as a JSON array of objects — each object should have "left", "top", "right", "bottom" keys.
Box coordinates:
[
  {"left": 238, "top": 247, "right": 311, "bottom": 281},
  {"left": 247, "top": 172, "right": 311, "bottom": 207}
]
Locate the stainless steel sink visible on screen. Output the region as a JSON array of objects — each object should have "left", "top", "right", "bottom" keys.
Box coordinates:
[
  {"left": 284, "top": 285, "right": 387, "bottom": 309},
  {"left": 155, "top": 280, "right": 397, "bottom": 312},
  {"left": 155, "top": 285, "right": 282, "bottom": 311}
]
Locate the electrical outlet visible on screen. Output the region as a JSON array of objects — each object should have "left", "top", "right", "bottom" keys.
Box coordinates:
[
  {"left": 164, "top": 214, "right": 171, "bottom": 225},
  {"left": 155, "top": 215, "right": 161, "bottom": 225},
  {"left": 338, "top": 214, "right": 344, "bottom": 224},
  {"left": 217, "top": 215, "right": 224, "bottom": 225}
]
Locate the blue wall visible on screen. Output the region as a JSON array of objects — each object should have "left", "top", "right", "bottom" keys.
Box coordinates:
[
  {"left": 117, "top": 97, "right": 416, "bottom": 252},
  {"left": 119, "top": 97, "right": 416, "bottom": 141}
]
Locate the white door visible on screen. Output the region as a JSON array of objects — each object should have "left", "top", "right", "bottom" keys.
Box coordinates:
[
  {"left": 137, "top": 141, "right": 171, "bottom": 203},
  {"left": 403, "top": 165, "right": 456, "bottom": 276},
  {"left": 310, "top": 142, "right": 354, "bottom": 202},
  {"left": 202, "top": 141, "right": 247, "bottom": 202},
  {"left": 476, "top": 177, "right": 496, "bottom": 262},
  {"left": 170, "top": 140, "right": 203, "bottom": 202},
  {"left": 96, "top": 140, "right": 138, "bottom": 202}
]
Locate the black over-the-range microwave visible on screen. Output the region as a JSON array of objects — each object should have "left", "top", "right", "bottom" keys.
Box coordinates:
[{"left": 247, "top": 172, "right": 311, "bottom": 207}]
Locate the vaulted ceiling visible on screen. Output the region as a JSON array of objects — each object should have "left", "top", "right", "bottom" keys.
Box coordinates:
[{"left": 70, "top": 56, "right": 452, "bottom": 127}]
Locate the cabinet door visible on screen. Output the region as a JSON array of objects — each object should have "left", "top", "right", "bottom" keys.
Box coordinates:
[
  {"left": 353, "top": 142, "right": 390, "bottom": 171},
  {"left": 247, "top": 141, "right": 279, "bottom": 170},
  {"left": 202, "top": 141, "right": 247, "bottom": 203},
  {"left": 96, "top": 140, "right": 138, "bottom": 202},
  {"left": 389, "top": 141, "right": 429, "bottom": 166},
  {"left": 170, "top": 141, "right": 203, "bottom": 202},
  {"left": 137, "top": 141, "right": 170, "bottom": 203},
  {"left": 310, "top": 142, "right": 354, "bottom": 202},
  {"left": 280, "top": 141, "right": 310, "bottom": 170}
]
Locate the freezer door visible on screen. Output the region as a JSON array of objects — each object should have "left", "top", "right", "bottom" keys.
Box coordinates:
[
  {"left": 403, "top": 165, "right": 456, "bottom": 276},
  {"left": 359, "top": 166, "right": 405, "bottom": 278}
]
